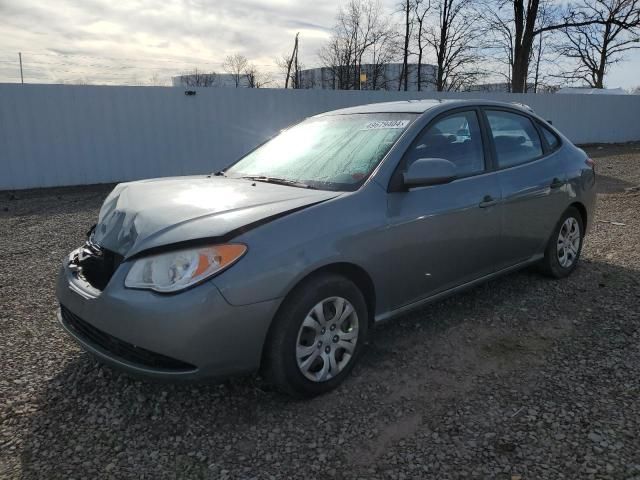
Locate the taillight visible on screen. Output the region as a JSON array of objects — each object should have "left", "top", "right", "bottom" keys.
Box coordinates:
[{"left": 585, "top": 158, "right": 595, "bottom": 168}]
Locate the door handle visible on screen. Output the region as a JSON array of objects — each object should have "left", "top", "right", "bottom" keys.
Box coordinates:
[
  {"left": 479, "top": 195, "right": 498, "bottom": 208},
  {"left": 550, "top": 178, "right": 565, "bottom": 189}
]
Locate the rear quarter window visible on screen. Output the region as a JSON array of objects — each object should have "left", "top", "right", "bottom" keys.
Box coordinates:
[
  {"left": 539, "top": 123, "right": 560, "bottom": 150},
  {"left": 486, "top": 110, "right": 543, "bottom": 169}
]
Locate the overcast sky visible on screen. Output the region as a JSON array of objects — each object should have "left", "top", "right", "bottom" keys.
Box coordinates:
[{"left": 0, "top": 0, "right": 638, "bottom": 88}]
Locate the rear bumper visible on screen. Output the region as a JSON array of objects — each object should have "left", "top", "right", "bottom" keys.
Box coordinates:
[{"left": 56, "top": 260, "right": 281, "bottom": 380}]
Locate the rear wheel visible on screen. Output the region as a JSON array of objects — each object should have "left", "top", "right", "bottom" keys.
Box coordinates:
[
  {"left": 539, "top": 206, "right": 584, "bottom": 278},
  {"left": 263, "top": 273, "right": 368, "bottom": 397}
]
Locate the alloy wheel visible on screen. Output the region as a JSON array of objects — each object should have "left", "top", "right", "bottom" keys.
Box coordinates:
[{"left": 557, "top": 216, "right": 581, "bottom": 268}]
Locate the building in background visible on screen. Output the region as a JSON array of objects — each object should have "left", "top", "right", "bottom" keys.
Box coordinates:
[
  {"left": 172, "top": 73, "right": 250, "bottom": 88},
  {"left": 466, "top": 82, "right": 512, "bottom": 93},
  {"left": 298, "top": 63, "right": 437, "bottom": 91},
  {"left": 557, "top": 87, "right": 627, "bottom": 95},
  {"left": 467, "top": 82, "right": 560, "bottom": 93},
  {"left": 173, "top": 64, "right": 438, "bottom": 91}
]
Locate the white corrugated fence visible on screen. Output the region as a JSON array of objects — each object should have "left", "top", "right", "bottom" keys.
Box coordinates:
[{"left": 1, "top": 83, "right": 638, "bottom": 190}]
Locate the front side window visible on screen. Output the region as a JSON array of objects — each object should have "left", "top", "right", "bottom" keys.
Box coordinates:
[
  {"left": 404, "top": 111, "right": 484, "bottom": 177},
  {"left": 486, "top": 110, "right": 543, "bottom": 168},
  {"left": 226, "top": 113, "right": 417, "bottom": 191}
]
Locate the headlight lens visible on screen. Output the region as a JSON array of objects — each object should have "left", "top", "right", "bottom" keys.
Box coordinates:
[{"left": 125, "top": 244, "right": 247, "bottom": 293}]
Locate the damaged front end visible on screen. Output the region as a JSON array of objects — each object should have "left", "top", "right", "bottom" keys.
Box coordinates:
[{"left": 67, "top": 227, "right": 124, "bottom": 293}]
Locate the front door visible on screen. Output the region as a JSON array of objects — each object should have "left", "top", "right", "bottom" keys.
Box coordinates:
[{"left": 384, "top": 109, "right": 503, "bottom": 311}]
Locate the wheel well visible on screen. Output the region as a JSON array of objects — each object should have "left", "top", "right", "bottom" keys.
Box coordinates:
[
  {"left": 298, "top": 263, "right": 377, "bottom": 326},
  {"left": 569, "top": 202, "right": 588, "bottom": 230},
  {"left": 259, "top": 262, "right": 377, "bottom": 373}
]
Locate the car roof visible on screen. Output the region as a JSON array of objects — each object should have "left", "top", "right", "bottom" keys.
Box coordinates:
[{"left": 317, "top": 99, "right": 534, "bottom": 116}]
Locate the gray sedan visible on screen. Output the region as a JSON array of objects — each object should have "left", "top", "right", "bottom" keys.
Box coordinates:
[{"left": 56, "top": 99, "right": 596, "bottom": 397}]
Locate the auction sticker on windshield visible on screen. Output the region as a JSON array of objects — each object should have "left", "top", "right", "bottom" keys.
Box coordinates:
[{"left": 361, "top": 120, "right": 410, "bottom": 130}]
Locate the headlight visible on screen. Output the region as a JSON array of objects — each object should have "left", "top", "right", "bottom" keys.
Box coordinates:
[{"left": 125, "top": 244, "right": 247, "bottom": 293}]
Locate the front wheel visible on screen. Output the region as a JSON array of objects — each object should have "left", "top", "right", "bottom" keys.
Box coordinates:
[
  {"left": 263, "top": 273, "right": 368, "bottom": 397},
  {"left": 539, "top": 206, "right": 584, "bottom": 278}
]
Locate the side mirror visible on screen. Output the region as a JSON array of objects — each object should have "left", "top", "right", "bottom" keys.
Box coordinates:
[{"left": 403, "top": 158, "right": 457, "bottom": 188}]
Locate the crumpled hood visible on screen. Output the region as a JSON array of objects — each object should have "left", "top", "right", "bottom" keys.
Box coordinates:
[{"left": 93, "top": 175, "right": 341, "bottom": 258}]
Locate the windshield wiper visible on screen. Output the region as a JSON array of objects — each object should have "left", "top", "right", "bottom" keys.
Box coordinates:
[{"left": 240, "top": 176, "right": 315, "bottom": 189}]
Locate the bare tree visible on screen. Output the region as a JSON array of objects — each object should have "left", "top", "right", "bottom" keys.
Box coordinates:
[
  {"left": 318, "top": 2, "right": 357, "bottom": 90},
  {"left": 244, "top": 64, "right": 273, "bottom": 88},
  {"left": 530, "top": 2, "right": 551, "bottom": 92},
  {"left": 357, "top": 0, "right": 398, "bottom": 89},
  {"left": 527, "top": 1, "right": 561, "bottom": 92},
  {"left": 479, "top": 0, "right": 561, "bottom": 92},
  {"left": 346, "top": 0, "right": 380, "bottom": 88},
  {"left": 319, "top": 33, "right": 356, "bottom": 89},
  {"left": 510, "top": 0, "right": 543, "bottom": 93},
  {"left": 277, "top": 33, "right": 300, "bottom": 88},
  {"left": 148, "top": 73, "right": 168, "bottom": 86},
  {"left": 555, "top": 0, "right": 640, "bottom": 88},
  {"left": 482, "top": 0, "right": 640, "bottom": 93},
  {"left": 275, "top": 54, "right": 291, "bottom": 88},
  {"left": 477, "top": 1, "right": 516, "bottom": 89},
  {"left": 398, "top": 0, "right": 413, "bottom": 90},
  {"left": 413, "top": 0, "right": 432, "bottom": 91},
  {"left": 319, "top": 0, "right": 397, "bottom": 90},
  {"left": 275, "top": 55, "right": 302, "bottom": 88},
  {"left": 425, "top": 0, "right": 484, "bottom": 91},
  {"left": 369, "top": 25, "right": 400, "bottom": 89},
  {"left": 223, "top": 54, "right": 249, "bottom": 87},
  {"left": 180, "top": 69, "right": 217, "bottom": 87}
]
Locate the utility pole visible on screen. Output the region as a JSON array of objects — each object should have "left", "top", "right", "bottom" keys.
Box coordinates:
[
  {"left": 18, "top": 52, "right": 24, "bottom": 84},
  {"left": 285, "top": 33, "right": 299, "bottom": 89},
  {"left": 293, "top": 37, "right": 299, "bottom": 89}
]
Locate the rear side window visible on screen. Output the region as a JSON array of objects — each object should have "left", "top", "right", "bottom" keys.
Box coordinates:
[
  {"left": 486, "top": 110, "right": 543, "bottom": 168},
  {"left": 540, "top": 123, "right": 560, "bottom": 150},
  {"left": 405, "top": 110, "right": 484, "bottom": 177}
]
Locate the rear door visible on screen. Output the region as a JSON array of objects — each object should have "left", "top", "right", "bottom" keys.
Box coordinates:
[
  {"left": 384, "top": 108, "right": 503, "bottom": 310},
  {"left": 484, "top": 108, "right": 569, "bottom": 266}
]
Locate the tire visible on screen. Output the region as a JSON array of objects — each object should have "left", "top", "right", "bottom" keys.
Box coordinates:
[
  {"left": 539, "top": 206, "right": 584, "bottom": 278},
  {"left": 263, "top": 273, "right": 369, "bottom": 397}
]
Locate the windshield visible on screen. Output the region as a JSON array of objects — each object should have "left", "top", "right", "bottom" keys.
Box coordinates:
[{"left": 225, "top": 113, "right": 417, "bottom": 191}]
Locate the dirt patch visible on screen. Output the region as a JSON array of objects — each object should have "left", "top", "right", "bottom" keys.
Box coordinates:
[{"left": 2, "top": 145, "right": 640, "bottom": 479}]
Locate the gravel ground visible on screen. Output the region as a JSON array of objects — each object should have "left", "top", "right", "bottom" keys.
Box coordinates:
[{"left": 1, "top": 144, "right": 639, "bottom": 479}]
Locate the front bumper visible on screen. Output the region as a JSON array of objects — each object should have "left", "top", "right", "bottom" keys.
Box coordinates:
[{"left": 56, "top": 258, "right": 281, "bottom": 380}]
